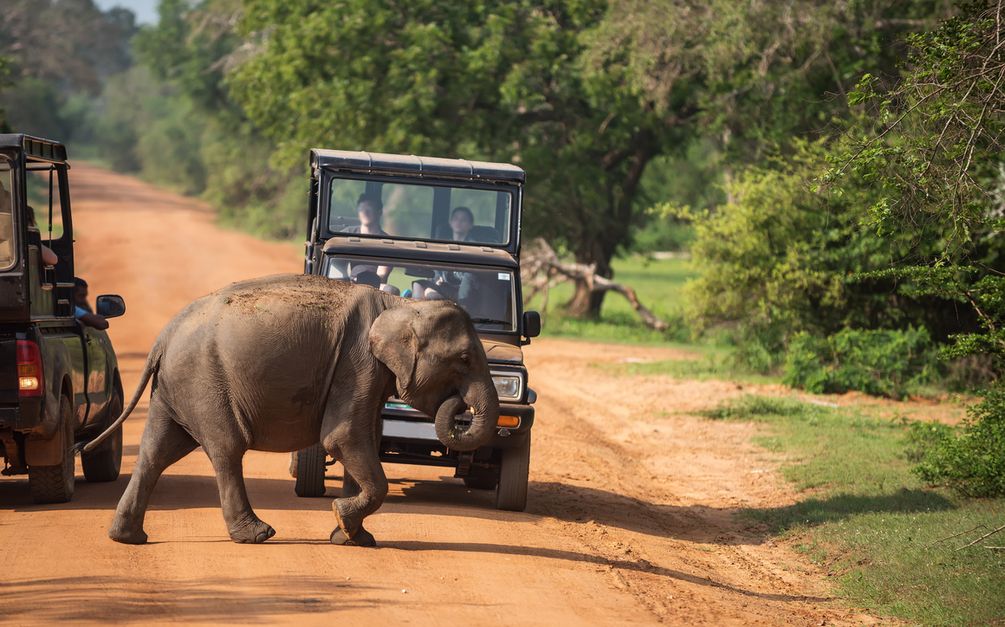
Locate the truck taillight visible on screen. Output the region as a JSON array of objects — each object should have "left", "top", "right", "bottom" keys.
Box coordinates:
[{"left": 16, "top": 340, "right": 43, "bottom": 398}]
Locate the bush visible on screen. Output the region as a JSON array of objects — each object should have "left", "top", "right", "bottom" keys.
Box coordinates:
[
  {"left": 783, "top": 328, "right": 934, "bottom": 398},
  {"left": 909, "top": 387, "right": 1005, "bottom": 497}
]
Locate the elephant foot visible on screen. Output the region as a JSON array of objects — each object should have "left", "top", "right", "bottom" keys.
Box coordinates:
[
  {"left": 108, "top": 522, "right": 148, "bottom": 545},
  {"left": 330, "top": 526, "right": 376, "bottom": 547},
  {"left": 229, "top": 518, "right": 276, "bottom": 544},
  {"left": 331, "top": 500, "right": 376, "bottom": 547}
]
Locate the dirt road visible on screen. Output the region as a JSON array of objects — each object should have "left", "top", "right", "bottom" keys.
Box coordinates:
[{"left": 0, "top": 164, "right": 873, "bottom": 625}]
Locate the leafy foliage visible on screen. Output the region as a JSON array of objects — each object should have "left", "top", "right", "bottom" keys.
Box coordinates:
[
  {"left": 783, "top": 328, "right": 934, "bottom": 398},
  {"left": 0, "top": 0, "right": 136, "bottom": 139},
  {"left": 229, "top": 0, "right": 677, "bottom": 313},
  {"left": 684, "top": 141, "right": 951, "bottom": 365},
  {"left": 909, "top": 388, "right": 1005, "bottom": 497}
]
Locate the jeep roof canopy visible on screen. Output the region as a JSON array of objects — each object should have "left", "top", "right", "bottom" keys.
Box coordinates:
[
  {"left": 311, "top": 149, "right": 525, "bottom": 183},
  {"left": 0, "top": 134, "right": 69, "bottom": 164}
]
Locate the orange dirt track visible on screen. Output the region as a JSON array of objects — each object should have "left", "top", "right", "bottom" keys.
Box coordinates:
[{"left": 0, "top": 164, "right": 877, "bottom": 625}]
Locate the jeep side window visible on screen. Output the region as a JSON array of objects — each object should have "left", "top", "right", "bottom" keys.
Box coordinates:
[
  {"left": 26, "top": 168, "right": 65, "bottom": 244},
  {"left": 0, "top": 158, "right": 14, "bottom": 270}
]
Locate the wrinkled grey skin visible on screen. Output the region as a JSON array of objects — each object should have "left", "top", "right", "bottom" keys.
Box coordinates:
[{"left": 85, "top": 274, "right": 499, "bottom": 546}]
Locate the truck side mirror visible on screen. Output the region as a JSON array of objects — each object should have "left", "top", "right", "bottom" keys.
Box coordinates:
[
  {"left": 96, "top": 294, "right": 126, "bottom": 318},
  {"left": 523, "top": 310, "right": 541, "bottom": 338}
]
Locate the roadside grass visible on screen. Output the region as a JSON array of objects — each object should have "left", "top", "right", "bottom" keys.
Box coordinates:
[
  {"left": 530, "top": 255, "right": 695, "bottom": 344},
  {"left": 596, "top": 352, "right": 781, "bottom": 384},
  {"left": 702, "top": 395, "right": 1005, "bottom": 625}
]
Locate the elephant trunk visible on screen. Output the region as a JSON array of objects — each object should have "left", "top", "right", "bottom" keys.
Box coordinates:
[{"left": 434, "top": 379, "right": 499, "bottom": 452}]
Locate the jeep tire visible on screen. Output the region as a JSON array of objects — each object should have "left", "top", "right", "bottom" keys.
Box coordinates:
[
  {"left": 82, "top": 375, "right": 123, "bottom": 482},
  {"left": 29, "top": 395, "right": 75, "bottom": 504},
  {"left": 495, "top": 434, "right": 530, "bottom": 511},
  {"left": 294, "top": 443, "right": 326, "bottom": 497}
]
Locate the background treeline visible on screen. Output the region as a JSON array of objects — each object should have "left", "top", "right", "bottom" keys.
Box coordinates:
[{"left": 2, "top": 0, "right": 1003, "bottom": 492}]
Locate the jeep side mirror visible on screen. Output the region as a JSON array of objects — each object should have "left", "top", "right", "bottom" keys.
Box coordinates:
[
  {"left": 96, "top": 294, "right": 126, "bottom": 318},
  {"left": 523, "top": 310, "right": 541, "bottom": 338}
]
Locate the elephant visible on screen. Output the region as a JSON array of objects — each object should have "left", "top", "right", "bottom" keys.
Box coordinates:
[{"left": 83, "top": 274, "right": 500, "bottom": 546}]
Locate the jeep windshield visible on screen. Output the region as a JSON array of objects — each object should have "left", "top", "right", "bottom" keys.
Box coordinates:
[
  {"left": 322, "top": 255, "right": 516, "bottom": 332},
  {"left": 327, "top": 175, "right": 513, "bottom": 247}
]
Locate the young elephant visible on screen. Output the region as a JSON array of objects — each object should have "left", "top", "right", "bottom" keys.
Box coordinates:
[{"left": 83, "top": 274, "right": 499, "bottom": 546}]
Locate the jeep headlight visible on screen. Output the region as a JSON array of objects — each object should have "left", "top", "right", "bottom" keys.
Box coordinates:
[{"left": 491, "top": 372, "right": 524, "bottom": 402}]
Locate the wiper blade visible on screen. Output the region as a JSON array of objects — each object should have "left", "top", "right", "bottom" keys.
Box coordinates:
[{"left": 469, "top": 317, "right": 510, "bottom": 326}]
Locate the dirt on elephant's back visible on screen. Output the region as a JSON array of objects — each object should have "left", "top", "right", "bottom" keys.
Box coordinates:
[
  {"left": 219, "top": 274, "right": 357, "bottom": 315},
  {"left": 0, "top": 163, "right": 879, "bottom": 626}
]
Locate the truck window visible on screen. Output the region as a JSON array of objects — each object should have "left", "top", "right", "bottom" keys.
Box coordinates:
[
  {"left": 26, "top": 167, "right": 64, "bottom": 241},
  {"left": 381, "top": 183, "right": 434, "bottom": 238},
  {"left": 327, "top": 175, "right": 513, "bottom": 246},
  {"left": 0, "top": 158, "right": 14, "bottom": 270}
]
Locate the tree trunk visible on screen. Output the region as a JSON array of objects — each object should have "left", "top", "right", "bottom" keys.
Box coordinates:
[{"left": 563, "top": 252, "right": 613, "bottom": 318}]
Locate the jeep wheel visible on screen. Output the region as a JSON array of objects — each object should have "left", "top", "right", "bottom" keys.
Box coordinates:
[
  {"left": 82, "top": 376, "right": 123, "bottom": 482},
  {"left": 29, "top": 395, "right": 75, "bottom": 504},
  {"left": 495, "top": 434, "right": 530, "bottom": 511},
  {"left": 294, "top": 443, "right": 326, "bottom": 497}
]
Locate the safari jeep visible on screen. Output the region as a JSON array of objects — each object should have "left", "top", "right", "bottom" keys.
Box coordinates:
[
  {"left": 0, "top": 134, "right": 127, "bottom": 503},
  {"left": 293, "top": 149, "right": 540, "bottom": 511}
]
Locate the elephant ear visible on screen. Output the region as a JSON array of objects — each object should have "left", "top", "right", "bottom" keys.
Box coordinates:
[{"left": 369, "top": 305, "right": 419, "bottom": 397}]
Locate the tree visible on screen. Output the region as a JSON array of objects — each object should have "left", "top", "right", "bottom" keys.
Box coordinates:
[
  {"left": 0, "top": 55, "right": 11, "bottom": 131},
  {"left": 0, "top": 0, "right": 135, "bottom": 95},
  {"left": 228, "top": 0, "right": 677, "bottom": 316}
]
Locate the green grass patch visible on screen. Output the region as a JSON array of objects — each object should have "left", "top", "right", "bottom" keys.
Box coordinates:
[
  {"left": 530, "top": 255, "right": 695, "bottom": 344},
  {"left": 703, "top": 395, "right": 1005, "bottom": 624},
  {"left": 598, "top": 354, "right": 780, "bottom": 384}
]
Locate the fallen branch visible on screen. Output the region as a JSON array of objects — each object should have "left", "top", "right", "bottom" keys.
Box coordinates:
[
  {"left": 521, "top": 238, "right": 671, "bottom": 332},
  {"left": 927, "top": 523, "right": 988, "bottom": 548},
  {"left": 956, "top": 522, "right": 1005, "bottom": 551}
]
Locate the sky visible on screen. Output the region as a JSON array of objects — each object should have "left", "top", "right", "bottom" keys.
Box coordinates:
[{"left": 94, "top": 0, "right": 159, "bottom": 24}]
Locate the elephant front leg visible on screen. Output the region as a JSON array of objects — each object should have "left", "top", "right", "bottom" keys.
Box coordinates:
[
  {"left": 327, "top": 441, "right": 387, "bottom": 547},
  {"left": 209, "top": 452, "right": 276, "bottom": 544}
]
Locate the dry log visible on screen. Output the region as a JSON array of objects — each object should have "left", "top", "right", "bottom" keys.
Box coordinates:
[{"left": 521, "top": 238, "right": 670, "bottom": 332}]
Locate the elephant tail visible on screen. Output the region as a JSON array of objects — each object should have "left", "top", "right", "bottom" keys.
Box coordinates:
[{"left": 81, "top": 346, "right": 161, "bottom": 454}]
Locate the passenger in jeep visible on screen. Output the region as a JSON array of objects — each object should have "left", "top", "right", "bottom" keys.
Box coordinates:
[
  {"left": 341, "top": 194, "right": 391, "bottom": 283},
  {"left": 73, "top": 277, "right": 109, "bottom": 330}
]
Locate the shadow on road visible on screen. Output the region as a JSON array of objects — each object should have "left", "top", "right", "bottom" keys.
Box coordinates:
[
  {"left": 394, "top": 479, "right": 955, "bottom": 547},
  {"left": 382, "top": 539, "right": 832, "bottom": 604},
  {"left": 0, "top": 469, "right": 954, "bottom": 548},
  {"left": 0, "top": 575, "right": 382, "bottom": 623}
]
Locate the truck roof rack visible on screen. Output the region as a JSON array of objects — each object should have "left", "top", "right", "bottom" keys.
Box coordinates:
[
  {"left": 0, "top": 134, "right": 68, "bottom": 164},
  {"left": 311, "top": 149, "right": 525, "bottom": 183}
]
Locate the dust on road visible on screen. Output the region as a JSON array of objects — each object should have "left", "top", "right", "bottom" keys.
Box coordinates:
[{"left": 0, "top": 164, "right": 875, "bottom": 625}]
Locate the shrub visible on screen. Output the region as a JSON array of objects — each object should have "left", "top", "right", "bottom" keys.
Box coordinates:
[
  {"left": 783, "top": 328, "right": 934, "bottom": 398},
  {"left": 909, "top": 387, "right": 1005, "bottom": 497}
]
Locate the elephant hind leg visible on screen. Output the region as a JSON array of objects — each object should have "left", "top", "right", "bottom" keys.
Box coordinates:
[
  {"left": 328, "top": 438, "right": 387, "bottom": 547},
  {"left": 109, "top": 404, "right": 198, "bottom": 544}
]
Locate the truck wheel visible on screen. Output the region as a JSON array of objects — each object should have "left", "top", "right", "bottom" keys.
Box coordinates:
[
  {"left": 294, "top": 443, "right": 326, "bottom": 497},
  {"left": 495, "top": 434, "right": 530, "bottom": 512},
  {"left": 29, "top": 395, "right": 76, "bottom": 504},
  {"left": 82, "top": 379, "right": 123, "bottom": 482},
  {"left": 463, "top": 467, "right": 498, "bottom": 490}
]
